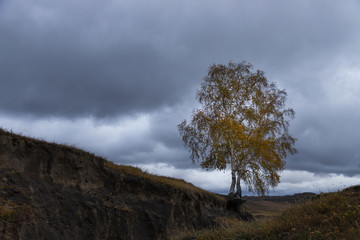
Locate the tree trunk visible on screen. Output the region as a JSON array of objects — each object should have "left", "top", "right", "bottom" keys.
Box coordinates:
[
  {"left": 236, "top": 171, "right": 242, "bottom": 198},
  {"left": 229, "top": 167, "right": 236, "bottom": 195},
  {"left": 229, "top": 147, "right": 236, "bottom": 195}
]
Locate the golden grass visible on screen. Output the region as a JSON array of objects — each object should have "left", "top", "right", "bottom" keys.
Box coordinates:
[
  {"left": 261, "top": 189, "right": 360, "bottom": 240},
  {"left": 177, "top": 186, "right": 360, "bottom": 240},
  {"left": 172, "top": 217, "right": 263, "bottom": 240}
]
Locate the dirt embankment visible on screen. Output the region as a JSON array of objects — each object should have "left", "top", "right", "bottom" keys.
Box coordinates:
[{"left": 0, "top": 129, "right": 246, "bottom": 240}]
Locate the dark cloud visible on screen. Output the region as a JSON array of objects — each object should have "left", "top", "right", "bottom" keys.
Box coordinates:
[
  {"left": 1, "top": 0, "right": 360, "bottom": 184},
  {"left": 2, "top": 0, "right": 359, "bottom": 118},
  {"left": 0, "top": 0, "right": 200, "bottom": 118},
  {"left": 287, "top": 100, "right": 360, "bottom": 176}
]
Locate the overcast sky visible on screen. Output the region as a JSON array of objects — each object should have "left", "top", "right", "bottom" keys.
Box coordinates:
[{"left": 1, "top": 0, "right": 360, "bottom": 195}]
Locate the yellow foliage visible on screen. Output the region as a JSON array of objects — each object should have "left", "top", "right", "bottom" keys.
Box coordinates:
[{"left": 178, "top": 62, "right": 297, "bottom": 195}]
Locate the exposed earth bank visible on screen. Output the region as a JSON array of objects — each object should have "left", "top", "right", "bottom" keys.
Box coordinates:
[{"left": 0, "top": 129, "right": 249, "bottom": 240}]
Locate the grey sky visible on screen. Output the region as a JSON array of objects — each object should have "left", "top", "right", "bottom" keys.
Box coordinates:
[{"left": 1, "top": 0, "right": 360, "bottom": 194}]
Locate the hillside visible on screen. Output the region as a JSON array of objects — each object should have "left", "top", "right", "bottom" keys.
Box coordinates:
[
  {"left": 0, "top": 129, "right": 248, "bottom": 240},
  {"left": 178, "top": 186, "right": 360, "bottom": 239}
]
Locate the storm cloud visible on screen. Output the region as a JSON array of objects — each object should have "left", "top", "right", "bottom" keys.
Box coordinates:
[{"left": 1, "top": 0, "right": 360, "bottom": 194}]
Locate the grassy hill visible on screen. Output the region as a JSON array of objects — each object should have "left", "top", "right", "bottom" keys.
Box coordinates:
[{"left": 177, "top": 186, "right": 360, "bottom": 240}]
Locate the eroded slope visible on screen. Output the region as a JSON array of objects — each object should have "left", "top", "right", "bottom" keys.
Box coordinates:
[{"left": 0, "top": 129, "right": 230, "bottom": 240}]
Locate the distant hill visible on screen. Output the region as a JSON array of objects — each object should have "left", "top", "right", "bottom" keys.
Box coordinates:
[{"left": 0, "top": 128, "right": 250, "bottom": 240}]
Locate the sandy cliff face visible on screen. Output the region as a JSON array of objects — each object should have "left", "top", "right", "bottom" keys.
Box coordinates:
[{"left": 0, "top": 129, "right": 233, "bottom": 240}]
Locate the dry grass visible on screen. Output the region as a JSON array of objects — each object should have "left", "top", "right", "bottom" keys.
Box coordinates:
[
  {"left": 244, "top": 200, "right": 292, "bottom": 219},
  {"left": 104, "top": 161, "right": 224, "bottom": 201},
  {"left": 177, "top": 186, "right": 360, "bottom": 240},
  {"left": 260, "top": 188, "right": 360, "bottom": 240},
  {"left": 0, "top": 127, "right": 95, "bottom": 156},
  {"left": 172, "top": 217, "right": 263, "bottom": 240}
]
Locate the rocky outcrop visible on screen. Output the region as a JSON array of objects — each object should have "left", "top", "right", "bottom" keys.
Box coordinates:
[{"left": 0, "top": 129, "right": 247, "bottom": 240}]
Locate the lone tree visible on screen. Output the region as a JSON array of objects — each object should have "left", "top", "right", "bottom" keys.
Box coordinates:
[{"left": 178, "top": 62, "right": 297, "bottom": 197}]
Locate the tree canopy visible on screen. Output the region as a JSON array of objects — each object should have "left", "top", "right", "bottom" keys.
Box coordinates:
[{"left": 178, "top": 62, "right": 297, "bottom": 196}]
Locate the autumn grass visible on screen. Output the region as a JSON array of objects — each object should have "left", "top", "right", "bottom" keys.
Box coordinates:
[
  {"left": 243, "top": 199, "right": 291, "bottom": 219},
  {"left": 262, "top": 187, "right": 360, "bottom": 240},
  {"left": 104, "top": 161, "right": 224, "bottom": 201},
  {"left": 177, "top": 186, "right": 360, "bottom": 240},
  {"left": 172, "top": 217, "right": 264, "bottom": 240}
]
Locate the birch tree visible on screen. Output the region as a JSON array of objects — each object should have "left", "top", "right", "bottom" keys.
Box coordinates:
[{"left": 178, "top": 62, "right": 297, "bottom": 197}]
